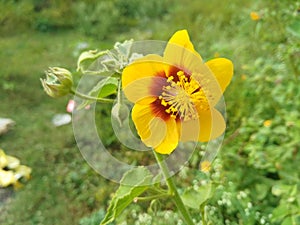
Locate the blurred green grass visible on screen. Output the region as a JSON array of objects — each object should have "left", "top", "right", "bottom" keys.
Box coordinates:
[
  {"left": 0, "top": 0, "right": 299, "bottom": 224},
  {"left": 0, "top": 30, "right": 114, "bottom": 224}
]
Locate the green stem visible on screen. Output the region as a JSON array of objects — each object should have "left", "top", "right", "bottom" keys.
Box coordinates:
[
  {"left": 134, "top": 193, "right": 170, "bottom": 202},
  {"left": 153, "top": 151, "right": 195, "bottom": 225},
  {"left": 201, "top": 205, "right": 207, "bottom": 225},
  {"left": 70, "top": 88, "right": 114, "bottom": 103}
]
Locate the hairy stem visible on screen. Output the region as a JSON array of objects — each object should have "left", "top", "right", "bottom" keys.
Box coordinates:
[
  {"left": 70, "top": 88, "right": 114, "bottom": 103},
  {"left": 153, "top": 151, "right": 195, "bottom": 225}
]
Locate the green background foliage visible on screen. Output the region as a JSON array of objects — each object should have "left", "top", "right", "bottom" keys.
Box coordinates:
[{"left": 0, "top": 0, "right": 299, "bottom": 224}]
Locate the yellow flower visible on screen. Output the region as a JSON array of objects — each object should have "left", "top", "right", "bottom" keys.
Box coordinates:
[
  {"left": 263, "top": 120, "right": 272, "bottom": 127},
  {"left": 200, "top": 161, "right": 212, "bottom": 172},
  {"left": 122, "top": 30, "right": 233, "bottom": 154},
  {"left": 0, "top": 169, "right": 16, "bottom": 187},
  {"left": 250, "top": 12, "right": 260, "bottom": 21}
]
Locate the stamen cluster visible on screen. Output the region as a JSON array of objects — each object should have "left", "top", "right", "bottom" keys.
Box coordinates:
[{"left": 159, "top": 71, "right": 201, "bottom": 121}]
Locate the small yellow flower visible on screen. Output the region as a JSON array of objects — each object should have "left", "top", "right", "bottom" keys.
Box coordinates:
[
  {"left": 200, "top": 161, "right": 212, "bottom": 172},
  {"left": 250, "top": 12, "right": 260, "bottom": 21},
  {"left": 241, "top": 74, "right": 247, "bottom": 80},
  {"left": 122, "top": 30, "right": 233, "bottom": 154},
  {"left": 263, "top": 120, "right": 272, "bottom": 127}
]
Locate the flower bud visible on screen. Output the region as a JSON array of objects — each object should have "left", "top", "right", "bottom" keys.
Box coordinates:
[
  {"left": 40, "top": 67, "right": 73, "bottom": 98},
  {"left": 111, "top": 102, "right": 129, "bottom": 127}
]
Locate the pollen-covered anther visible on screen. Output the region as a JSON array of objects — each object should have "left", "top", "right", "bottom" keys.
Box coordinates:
[
  {"left": 159, "top": 70, "right": 205, "bottom": 121},
  {"left": 161, "top": 99, "right": 168, "bottom": 106},
  {"left": 167, "top": 76, "right": 174, "bottom": 82},
  {"left": 177, "top": 71, "right": 184, "bottom": 76}
]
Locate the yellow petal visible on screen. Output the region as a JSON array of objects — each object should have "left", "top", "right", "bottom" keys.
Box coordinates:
[
  {"left": 164, "top": 30, "right": 202, "bottom": 72},
  {"left": 154, "top": 118, "right": 178, "bottom": 154},
  {"left": 15, "top": 165, "right": 32, "bottom": 180},
  {"left": 6, "top": 155, "right": 20, "bottom": 169},
  {"left": 166, "top": 30, "right": 201, "bottom": 58},
  {"left": 192, "top": 70, "right": 224, "bottom": 107},
  {"left": 178, "top": 117, "right": 200, "bottom": 142},
  {"left": 132, "top": 103, "right": 178, "bottom": 154},
  {"left": 0, "top": 169, "right": 16, "bottom": 187},
  {"left": 198, "top": 109, "right": 226, "bottom": 142},
  {"left": 132, "top": 104, "right": 165, "bottom": 147},
  {"left": 122, "top": 54, "right": 167, "bottom": 104},
  {"left": 205, "top": 58, "right": 234, "bottom": 93},
  {"left": 0, "top": 149, "right": 8, "bottom": 168},
  {"left": 178, "top": 107, "right": 225, "bottom": 142}
]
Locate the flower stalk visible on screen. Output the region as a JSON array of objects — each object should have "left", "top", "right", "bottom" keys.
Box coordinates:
[
  {"left": 153, "top": 151, "right": 195, "bottom": 225},
  {"left": 201, "top": 205, "right": 207, "bottom": 225},
  {"left": 134, "top": 193, "right": 170, "bottom": 202},
  {"left": 70, "top": 88, "right": 114, "bottom": 103}
]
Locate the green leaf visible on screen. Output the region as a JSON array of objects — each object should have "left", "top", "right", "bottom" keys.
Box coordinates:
[
  {"left": 90, "top": 77, "right": 118, "bottom": 98},
  {"left": 255, "top": 183, "right": 270, "bottom": 200},
  {"left": 114, "top": 39, "right": 133, "bottom": 59},
  {"left": 77, "top": 77, "right": 118, "bottom": 110},
  {"left": 272, "top": 204, "right": 289, "bottom": 222},
  {"left": 152, "top": 172, "right": 163, "bottom": 187},
  {"left": 100, "top": 167, "right": 153, "bottom": 225},
  {"left": 77, "top": 49, "right": 109, "bottom": 73},
  {"left": 282, "top": 216, "right": 293, "bottom": 225},
  {"left": 272, "top": 184, "right": 297, "bottom": 198},
  {"left": 281, "top": 215, "right": 300, "bottom": 225},
  {"left": 287, "top": 20, "right": 300, "bottom": 39},
  {"left": 97, "top": 77, "right": 118, "bottom": 98},
  {"left": 181, "top": 182, "right": 212, "bottom": 210}
]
